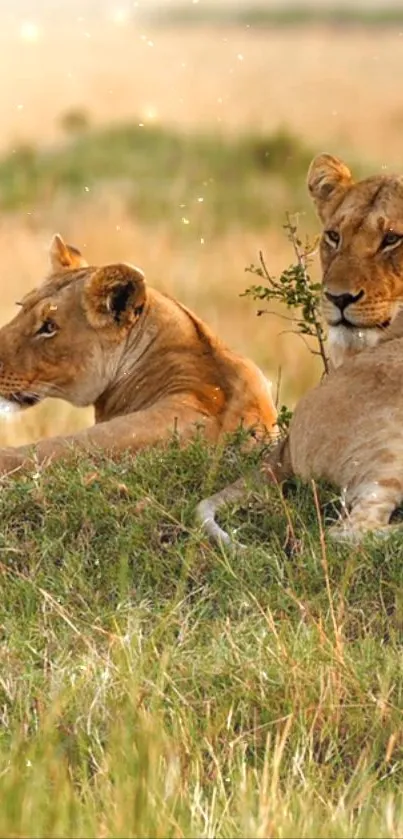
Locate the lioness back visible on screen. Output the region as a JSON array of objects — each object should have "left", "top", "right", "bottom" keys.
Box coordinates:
[{"left": 140, "top": 288, "right": 274, "bottom": 422}]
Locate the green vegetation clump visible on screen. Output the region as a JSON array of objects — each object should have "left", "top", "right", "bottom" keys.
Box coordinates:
[
  {"left": 0, "top": 123, "right": 312, "bottom": 231},
  {"left": 146, "top": 3, "right": 403, "bottom": 28},
  {"left": 0, "top": 433, "right": 402, "bottom": 837},
  {"left": 58, "top": 107, "right": 91, "bottom": 136}
]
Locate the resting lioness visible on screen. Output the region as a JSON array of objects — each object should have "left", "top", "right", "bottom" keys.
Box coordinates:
[
  {"left": 309, "top": 153, "right": 403, "bottom": 368},
  {"left": 0, "top": 234, "right": 276, "bottom": 475},
  {"left": 196, "top": 154, "right": 403, "bottom": 544}
]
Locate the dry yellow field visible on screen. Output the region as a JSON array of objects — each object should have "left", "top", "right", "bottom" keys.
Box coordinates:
[
  {"left": 0, "top": 20, "right": 400, "bottom": 446},
  {"left": 2, "top": 23, "right": 403, "bottom": 159}
]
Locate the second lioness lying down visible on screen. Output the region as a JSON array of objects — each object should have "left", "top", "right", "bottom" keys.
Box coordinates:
[
  {"left": 0, "top": 235, "right": 277, "bottom": 476},
  {"left": 197, "top": 153, "right": 403, "bottom": 544},
  {"left": 196, "top": 331, "right": 403, "bottom": 545}
]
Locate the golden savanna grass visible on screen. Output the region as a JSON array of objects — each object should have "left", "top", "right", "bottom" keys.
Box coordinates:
[
  {"left": 0, "top": 20, "right": 401, "bottom": 445},
  {"left": 3, "top": 23, "right": 403, "bottom": 158}
]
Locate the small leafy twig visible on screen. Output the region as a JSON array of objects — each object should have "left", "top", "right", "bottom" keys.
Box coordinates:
[
  {"left": 243, "top": 213, "right": 328, "bottom": 375},
  {"left": 277, "top": 404, "right": 294, "bottom": 436}
]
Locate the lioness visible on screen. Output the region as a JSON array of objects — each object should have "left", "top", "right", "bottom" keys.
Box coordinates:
[
  {"left": 309, "top": 153, "right": 403, "bottom": 368},
  {"left": 196, "top": 154, "right": 403, "bottom": 544},
  {"left": 0, "top": 234, "right": 277, "bottom": 475}
]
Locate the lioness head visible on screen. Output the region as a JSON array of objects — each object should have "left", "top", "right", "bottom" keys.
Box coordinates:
[
  {"left": 308, "top": 153, "right": 403, "bottom": 367},
  {"left": 0, "top": 234, "right": 146, "bottom": 414}
]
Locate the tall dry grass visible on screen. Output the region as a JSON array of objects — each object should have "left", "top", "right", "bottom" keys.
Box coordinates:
[{"left": 1, "top": 23, "right": 403, "bottom": 162}]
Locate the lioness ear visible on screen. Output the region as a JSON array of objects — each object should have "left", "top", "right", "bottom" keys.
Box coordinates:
[
  {"left": 84, "top": 263, "right": 146, "bottom": 333},
  {"left": 307, "top": 154, "right": 353, "bottom": 222},
  {"left": 49, "top": 233, "right": 88, "bottom": 271}
]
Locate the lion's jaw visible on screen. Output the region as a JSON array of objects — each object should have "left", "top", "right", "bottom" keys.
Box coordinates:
[{"left": 327, "top": 324, "right": 383, "bottom": 369}]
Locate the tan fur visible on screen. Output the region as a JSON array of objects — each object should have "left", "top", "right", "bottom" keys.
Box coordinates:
[
  {"left": 196, "top": 155, "right": 403, "bottom": 545},
  {"left": 197, "top": 337, "right": 403, "bottom": 546},
  {"left": 0, "top": 235, "right": 277, "bottom": 477},
  {"left": 308, "top": 153, "right": 403, "bottom": 368},
  {"left": 283, "top": 337, "right": 403, "bottom": 541}
]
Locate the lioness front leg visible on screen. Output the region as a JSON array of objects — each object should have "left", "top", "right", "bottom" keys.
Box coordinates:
[
  {"left": 328, "top": 478, "right": 403, "bottom": 544},
  {"left": 0, "top": 398, "right": 218, "bottom": 477}
]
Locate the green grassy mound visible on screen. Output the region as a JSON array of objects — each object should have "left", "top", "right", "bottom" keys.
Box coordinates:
[
  {"left": 0, "top": 124, "right": 312, "bottom": 231},
  {"left": 0, "top": 434, "right": 402, "bottom": 837}
]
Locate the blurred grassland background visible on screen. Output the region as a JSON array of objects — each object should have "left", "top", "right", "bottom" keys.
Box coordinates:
[{"left": 1, "top": 0, "right": 403, "bottom": 445}]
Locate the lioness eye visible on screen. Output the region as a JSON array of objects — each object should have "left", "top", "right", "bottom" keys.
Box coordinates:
[
  {"left": 36, "top": 319, "right": 58, "bottom": 337},
  {"left": 324, "top": 230, "right": 340, "bottom": 248},
  {"left": 381, "top": 230, "right": 402, "bottom": 249}
]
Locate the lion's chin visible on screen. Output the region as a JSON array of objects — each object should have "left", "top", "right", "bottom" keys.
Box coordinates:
[
  {"left": 0, "top": 398, "right": 23, "bottom": 418},
  {"left": 0, "top": 393, "right": 42, "bottom": 417},
  {"left": 327, "top": 324, "right": 382, "bottom": 369}
]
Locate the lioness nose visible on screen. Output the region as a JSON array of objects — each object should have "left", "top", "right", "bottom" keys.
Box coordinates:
[{"left": 324, "top": 290, "right": 364, "bottom": 312}]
